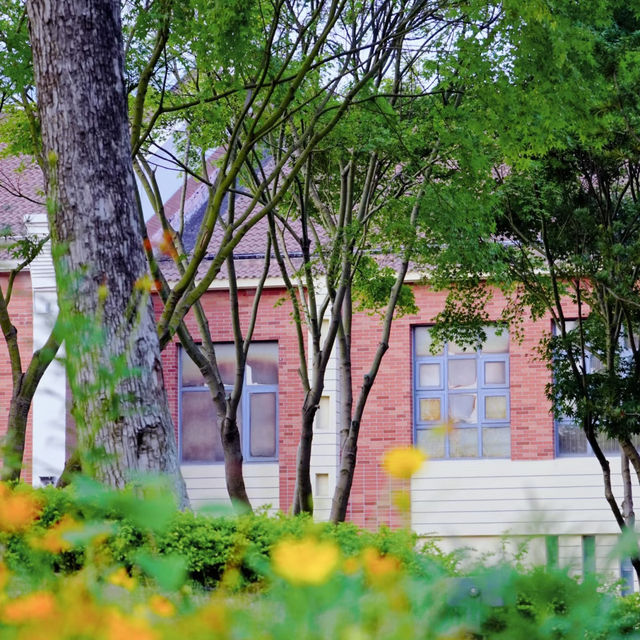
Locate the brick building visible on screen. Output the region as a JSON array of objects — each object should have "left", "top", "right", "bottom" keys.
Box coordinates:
[{"left": 0, "top": 156, "right": 634, "bottom": 586}]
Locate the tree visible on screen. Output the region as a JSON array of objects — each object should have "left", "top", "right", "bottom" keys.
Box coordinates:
[
  {"left": 133, "top": 0, "right": 454, "bottom": 511},
  {"left": 245, "top": 1, "right": 503, "bottom": 516},
  {"left": 264, "top": 95, "right": 429, "bottom": 517},
  {"left": 0, "top": 229, "right": 61, "bottom": 481},
  {"left": 425, "top": 0, "right": 640, "bottom": 581},
  {"left": 26, "top": 0, "right": 188, "bottom": 505},
  {"left": 0, "top": 1, "right": 63, "bottom": 480}
]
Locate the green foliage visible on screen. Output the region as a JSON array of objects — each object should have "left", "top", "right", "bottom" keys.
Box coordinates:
[
  {"left": 0, "top": 483, "right": 456, "bottom": 591},
  {"left": 352, "top": 257, "right": 417, "bottom": 317},
  {"left": 0, "top": 480, "right": 640, "bottom": 637}
]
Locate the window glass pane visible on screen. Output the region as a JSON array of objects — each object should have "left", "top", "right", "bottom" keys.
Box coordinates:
[
  {"left": 482, "top": 427, "right": 510, "bottom": 457},
  {"left": 597, "top": 434, "right": 620, "bottom": 454},
  {"left": 449, "top": 341, "right": 474, "bottom": 355},
  {"left": 485, "top": 361, "right": 506, "bottom": 385},
  {"left": 448, "top": 359, "right": 476, "bottom": 389},
  {"left": 557, "top": 423, "right": 587, "bottom": 454},
  {"left": 181, "top": 392, "right": 224, "bottom": 462},
  {"left": 247, "top": 342, "right": 278, "bottom": 384},
  {"left": 485, "top": 395, "right": 507, "bottom": 420},
  {"left": 419, "top": 363, "right": 440, "bottom": 387},
  {"left": 415, "top": 327, "right": 443, "bottom": 356},
  {"left": 214, "top": 343, "right": 236, "bottom": 385},
  {"left": 181, "top": 351, "right": 204, "bottom": 387},
  {"left": 250, "top": 392, "right": 277, "bottom": 457},
  {"left": 482, "top": 327, "right": 509, "bottom": 353},
  {"left": 590, "top": 354, "right": 604, "bottom": 373},
  {"left": 420, "top": 398, "right": 441, "bottom": 422},
  {"left": 416, "top": 429, "right": 445, "bottom": 458},
  {"left": 449, "top": 394, "right": 477, "bottom": 423},
  {"left": 450, "top": 428, "right": 478, "bottom": 458}
]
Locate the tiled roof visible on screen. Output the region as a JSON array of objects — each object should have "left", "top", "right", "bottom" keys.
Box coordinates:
[
  {"left": 148, "top": 150, "right": 308, "bottom": 282},
  {"left": 0, "top": 153, "right": 45, "bottom": 236}
]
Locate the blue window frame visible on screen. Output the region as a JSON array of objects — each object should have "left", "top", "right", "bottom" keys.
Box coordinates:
[
  {"left": 413, "top": 326, "right": 510, "bottom": 458},
  {"left": 179, "top": 342, "right": 279, "bottom": 463}
]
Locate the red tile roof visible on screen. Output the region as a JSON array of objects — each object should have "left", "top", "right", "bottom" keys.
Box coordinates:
[
  {"left": 0, "top": 153, "right": 45, "bottom": 235},
  {"left": 148, "top": 150, "right": 307, "bottom": 281}
]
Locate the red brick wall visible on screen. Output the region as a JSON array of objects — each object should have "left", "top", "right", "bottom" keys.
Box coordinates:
[
  {"left": 329, "top": 285, "right": 555, "bottom": 528},
  {"left": 0, "top": 272, "right": 34, "bottom": 483},
  {"left": 157, "top": 282, "right": 556, "bottom": 528},
  {"left": 0, "top": 273, "right": 556, "bottom": 518}
]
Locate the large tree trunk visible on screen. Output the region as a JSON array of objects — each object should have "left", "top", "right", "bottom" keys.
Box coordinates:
[{"left": 27, "top": 0, "right": 188, "bottom": 506}]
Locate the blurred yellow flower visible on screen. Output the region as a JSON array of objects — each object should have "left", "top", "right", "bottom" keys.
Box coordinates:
[
  {"left": 272, "top": 537, "right": 339, "bottom": 585},
  {"left": 106, "top": 609, "right": 156, "bottom": 640},
  {"left": 31, "top": 514, "right": 81, "bottom": 553},
  {"left": 3, "top": 591, "right": 56, "bottom": 623},
  {"left": 148, "top": 594, "right": 175, "bottom": 618},
  {"left": 382, "top": 447, "right": 426, "bottom": 479},
  {"left": 0, "top": 484, "right": 42, "bottom": 533},
  {"left": 107, "top": 567, "right": 136, "bottom": 591},
  {"left": 362, "top": 547, "right": 400, "bottom": 584},
  {"left": 158, "top": 229, "right": 178, "bottom": 259}
]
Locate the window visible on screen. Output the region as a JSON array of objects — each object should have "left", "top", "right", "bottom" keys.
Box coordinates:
[
  {"left": 179, "top": 342, "right": 278, "bottom": 463},
  {"left": 413, "top": 326, "right": 510, "bottom": 458},
  {"left": 553, "top": 321, "right": 634, "bottom": 456}
]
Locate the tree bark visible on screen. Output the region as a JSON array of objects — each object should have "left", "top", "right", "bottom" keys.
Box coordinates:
[
  {"left": 587, "top": 431, "right": 640, "bottom": 584},
  {"left": 27, "top": 0, "right": 188, "bottom": 506}
]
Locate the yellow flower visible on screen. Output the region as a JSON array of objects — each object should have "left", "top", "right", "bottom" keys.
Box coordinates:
[
  {"left": 31, "top": 514, "right": 81, "bottom": 553},
  {"left": 0, "top": 484, "right": 42, "bottom": 533},
  {"left": 382, "top": 447, "right": 426, "bottom": 479},
  {"left": 107, "top": 567, "right": 136, "bottom": 591},
  {"left": 271, "top": 537, "right": 340, "bottom": 585},
  {"left": 3, "top": 591, "right": 56, "bottom": 623},
  {"left": 148, "top": 595, "right": 175, "bottom": 618},
  {"left": 106, "top": 609, "right": 156, "bottom": 640},
  {"left": 361, "top": 547, "right": 400, "bottom": 585},
  {"left": 158, "top": 230, "right": 178, "bottom": 259}
]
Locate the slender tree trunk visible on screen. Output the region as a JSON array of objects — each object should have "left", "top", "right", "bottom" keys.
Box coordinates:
[
  {"left": 0, "top": 286, "right": 61, "bottom": 480},
  {"left": 176, "top": 324, "right": 252, "bottom": 511},
  {"left": 3, "top": 344, "right": 61, "bottom": 481},
  {"left": 27, "top": 0, "right": 188, "bottom": 506},
  {"left": 330, "top": 188, "right": 422, "bottom": 523},
  {"left": 293, "top": 390, "right": 320, "bottom": 514},
  {"left": 587, "top": 431, "right": 640, "bottom": 583},
  {"left": 221, "top": 414, "right": 251, "bottom": 509}
]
